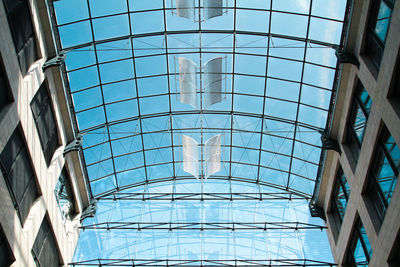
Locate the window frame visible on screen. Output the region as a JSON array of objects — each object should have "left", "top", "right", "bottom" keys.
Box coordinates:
[
  {"left": 31, "top": 216, "right": 61, "bottom": 267},
  {"left": 388, "top": 231, "right": 400, "bottom": 265},
  {"left": 0, "top": 125, "right": 40, "bottom": 225},
  {"left": 365, "top": 0, "right": 396, "bottom": 69},
  {"left": 0, "top": 53, "right": 13, "bottom": 115},
  {"left": 347, "top": 219, "right": 372, "bottom": 266},
  {"left": 54, "top": 167, "right": 77, "bottom": 221},
  {"left": 347, "top": 81, "right": 372, "bottom": 161},
  {"left": 0, "top": 224, "right": 15, "bottom": 266},
  {"left": 368, "top": 126, "right": 400, "bottom": 222},
  {"left": 390, "top": 55, "right": 400, "bottom": 101},
  {"left": 331, "top": 166, "right": 350, "bottom": 226},
  {"left": 2, "top": 0, "right": 39, "bottom": 75},
  {"left": 30, "top": 80, "right": 60, "bottom": 166}
]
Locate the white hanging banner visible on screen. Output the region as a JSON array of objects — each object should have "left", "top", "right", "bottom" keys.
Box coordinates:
[
  {"left": 204, "top": 57, "right": 223, "bottom": 108},
  {"left": 182, "top": 135, "right": 199, "bottom": 178},
  {"left": 179, "top": 57, "right": 198, "bottom": 109},
  {"left": 176, "top": 0, "right": 196, "bottom": 20},
  {"left": 205, "top": 134, "right": 221, "bottom": 179},
  {"left": 204, "top": 0, "right": 223, "bottom": 20}
]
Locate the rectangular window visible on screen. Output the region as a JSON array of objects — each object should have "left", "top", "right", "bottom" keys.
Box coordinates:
[
  {"left": 388, "top": 232, "right": 400, "bottom": 265},
  {"left": 365, "top": 0, "right": 396, "bottom": 68},
  {"left": 54, "top": 168, "right": 76, "bottom": 221},
  {"left": 0, "top": 225, "right": 14, "bottom": 266},
  {"left": 30, "top": 81, "right": 59, "bottom": 165},
  {"left": 331, "top": 166, "right": 350, "bottom": 225},
  {"left": 32, "top": 217, "right": 60, "bottom": 267},
  {"left": 0, "top": 55, "right": 12, "bottom": 114},
  {"left": 394, "top": 59, "right": 400, "bottom": 101},
  {"left": 0, "top": 127, "right": 39, "bottom": 224},
  {"left": 2, "top": 0, "right": 39, "bottom": 75},
  {"left": 348, "top": 219, "right": 372, "bottom": 266},
  {"left": 347, "top": 82, "right": 372, "bottom": 160},
  {"left": 368, "top": 127, "right": 400, "bottom": 221}
]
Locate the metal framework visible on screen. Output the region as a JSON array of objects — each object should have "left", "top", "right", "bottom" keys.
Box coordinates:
[
  {"left": 80, "top": 221, "right": 325, "bottom": 231},
  {"left": 69, "top": 259, "right": 337, "bottom": 266},
  {"left": 49, "top": 0, "right": 350, "bottom": 265},
  {"left": 98, "top": 192, "right": 309, "bottom": 201},
  {"left": 49, "top": 0, "right": 347, "bottom": 198},
  {"left": 89, "top": 177, "right": 316, "bottom": 200}
]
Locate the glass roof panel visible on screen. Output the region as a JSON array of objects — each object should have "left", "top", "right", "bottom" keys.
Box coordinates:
[
  {"left": 73, "top": 193, "right": 334, "bottom": 264},
  {"left": 51, "top": 0, "right": 348, "bottom": 264}
]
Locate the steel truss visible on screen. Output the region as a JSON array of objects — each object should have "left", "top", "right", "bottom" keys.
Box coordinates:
[
  {"left": 92, "top": 177, "right": 313, "bottom": 199},
  {"left": 80, "top": 221, "right": 325, "bottom": 231},
  {"left": 48, "top": 0, "right": 350, "bottom": 198},
  {"left": 98, "top": 192, "right": 309, "bottom": 201},
  {"left": 69, "top": 258, "right": 336, "bottom": 266}
]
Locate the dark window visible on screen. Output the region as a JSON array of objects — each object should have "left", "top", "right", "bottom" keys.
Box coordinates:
[
  {"left": 347, "top": 82, "right": 372, "bottom": 160},
  {"left": 348, "top": 219, "right": 372, "bottom": 266},
  {"left": 365, "top": 0, "right": 396, "bottom": 68},
  {"left": 368, "top": 127, "right": 400, "bottom": 222},
  {"left": 331, "top": 167, "right": 350, "bottom": 226},
  {"left": 31, "top": 81, "right": 59, "bottom": 165},
  {"left": 2, "top": 0, "right": 38, "bottom": 75},
  {"left": 54, "top": 168, "right": 76, "bottom": 220},
  {"left": 0, "top": 127, "right": 39, "bottom": 224},
  {"left": 388, "top": 232, "right": 400, "bottom": 265},
  {"left": 32, "top": 217, "right": 60, "bottom": 267},
  {"left": 0, "top": 225, "right": 14, "bottom": 267},
  {"left": 394, "top": 59, "right": 400, "bottom": 101},
  {"left": 0, "top": 55, "right": 12, "bottom": 114}
]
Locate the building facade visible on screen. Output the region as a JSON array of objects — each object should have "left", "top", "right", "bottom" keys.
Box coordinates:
[
  {"left": 0, "top": 0, "right": 88, "bottom": 266},
  {"left": 0, "top": 0, "right": 399, "bottom": 266},
  {"left": 317, "top": 0, "right": 400, "bottom": 266}
]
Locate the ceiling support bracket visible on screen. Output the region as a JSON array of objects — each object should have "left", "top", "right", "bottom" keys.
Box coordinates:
[
  {"left": 335, "top": 48, "right": 359, "bottom": 67},
  {"left": 309, "top": 201, "right": 326, "bottom": 221},
  {"left": 320, "top": 131, "right": 341, "bottom": 154},
  {"left": 43, "top": 52, "right": 66, "bottom": 72},
  {"left": 63, "top": 134, "right": 83, "bottom": 156},
  {"left": 80, "top": 200, "right": 97, "bottom": 223}
]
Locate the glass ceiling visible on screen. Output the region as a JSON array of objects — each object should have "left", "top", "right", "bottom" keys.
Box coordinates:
[{"left": 49, "top": 0, "right": 348, "bottom": 265}]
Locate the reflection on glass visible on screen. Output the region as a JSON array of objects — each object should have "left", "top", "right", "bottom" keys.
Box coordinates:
[
  {"left": 374, "top": 1, "right": 392, "bottom": 42},
  {"left": 350, "top": 220, "right": 372, "bottom": 266},
  {"left": 348, "top": 82, "right": 371, "bottom": 160},
  {"left": 54, "top": 169, "right": 75, "bottom": 220},
  {"left": 370, "top": 128, "right": 400, "bottom": 221},
  {"left": 366, "top": 0, "right": 395, "bottom": 67},
  {"left": 74, "top": 196, "right": 333, "bottom": 263},
  {"left": 332, "top": 167, "right": 350, "bottom": 224}
]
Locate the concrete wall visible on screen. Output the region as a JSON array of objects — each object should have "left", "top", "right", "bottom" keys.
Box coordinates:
[
  {"left": 0, "top": 0, "right": 88, "bottom": 266},
  {"left": 319, "top": 0, "right": 400, "bottom": 265}
]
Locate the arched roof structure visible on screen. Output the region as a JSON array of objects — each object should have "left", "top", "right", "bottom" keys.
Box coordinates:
[{"left": 49, "top": 0, "right": 350, "bottom": 265}]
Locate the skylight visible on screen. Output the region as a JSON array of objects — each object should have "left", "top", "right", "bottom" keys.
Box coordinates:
[{"left": 49, "top": 0, "right": 348, "bottom": 265}]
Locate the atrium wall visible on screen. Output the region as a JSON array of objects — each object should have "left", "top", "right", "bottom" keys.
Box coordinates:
[
  {"left": 1, "top": 0, "right": 400, "bottom": 266},
  {"left": 0, "top": 0, "right": 88, "bottom": 266},
  {"left": 318, "top": 0, "right": 400, "bottom": 265}
]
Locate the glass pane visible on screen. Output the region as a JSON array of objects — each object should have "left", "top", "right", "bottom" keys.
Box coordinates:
[
  {"left": 374, "top": 1, "right": 392, "bottom": 42},
  {"left": 89, "top": 0, "right": 127, "bottom": 17},
  {"left": 58, "top": 21, "right": 92, "bottom": 49},
  {"left": 52, "top": 0, "right": 348, "bottom": 263},
  {"left": 353, "top": 104, "right": 367, "bottom": 143}
]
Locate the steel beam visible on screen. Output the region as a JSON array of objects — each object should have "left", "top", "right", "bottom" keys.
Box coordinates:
[{"left": 80, "top": 221, "right": 325, "bottom": 231}]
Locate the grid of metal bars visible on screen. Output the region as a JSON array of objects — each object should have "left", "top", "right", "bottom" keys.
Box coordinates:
[
  {"left": 49, "top": 0, "right": 347, "bottom": 198},
  {"left": 69, "top": 258, "right": 337, "bottom": 266},
  {"left": 80, "top": 221, "right": 326, "bottom": 231}
]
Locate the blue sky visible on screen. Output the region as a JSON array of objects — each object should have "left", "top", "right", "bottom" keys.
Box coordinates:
[{"left": 53, "top": 0, "right": 347, "bottom": 263}]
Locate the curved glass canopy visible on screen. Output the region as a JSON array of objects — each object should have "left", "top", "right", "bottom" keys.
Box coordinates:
[
  {"left": 73, "top": 183, "right": 334, "bottom": 265},
  {"left": 50, "top": 0, "right": 348, "bottom": 265}
]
